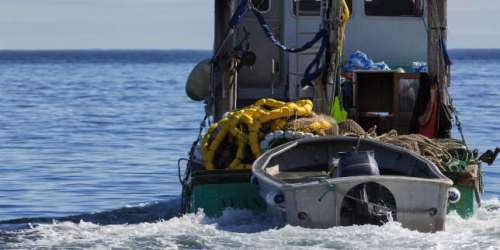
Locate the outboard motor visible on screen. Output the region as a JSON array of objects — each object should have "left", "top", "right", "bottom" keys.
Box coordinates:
[
  {"left": 336, "top": 151, "right": 380, "bottom": 177},
  {"left": 336, "top": 151, "right": 395, "bottom": 226}
]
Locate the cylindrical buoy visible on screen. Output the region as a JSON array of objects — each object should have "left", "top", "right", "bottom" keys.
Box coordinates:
[
  {"left": 260, "top": 140, "right": 269, "bottom": 151},
  {"left": 284, "top": 130, "right": 294, "bottom": 139},
  {"left": 186, "top": 59, "right": 211, "bottom": 101},
  {"left": 250, "top": 175, "right": 259, "bottom": 186},
  {"left": 303, "top": 133, "right": 314, "bottom": 139},
  {"left": 265, "top": 191, "right": 285, "bottom": 206},
  {"left": 294, "top": 132, "right": 305, "bottom": 139},
  {"left": 274, "top": 130, "right": 284, "bottom": 138},
  {"left": 265, "top": 132, "right": 275, "bottom": 142}
]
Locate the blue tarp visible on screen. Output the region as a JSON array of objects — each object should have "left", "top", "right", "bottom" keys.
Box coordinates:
[{"left": 342, "top": 51, "right": 390, "bottom": 72}]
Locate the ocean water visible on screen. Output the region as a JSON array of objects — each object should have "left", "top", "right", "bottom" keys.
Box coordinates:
[{"left": 0, "top": 50, "right": 499, "bottom": 249}]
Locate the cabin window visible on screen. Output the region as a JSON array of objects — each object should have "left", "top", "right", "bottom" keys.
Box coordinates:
[
  {"left": 252, "top": 0, "right": 270, "bottom": 12},
  {"left": 293, "top": 0, "right": 352, "bottom": 16},
  {"left": 364, "top": 0, "right": 424, "bottom": 17}
]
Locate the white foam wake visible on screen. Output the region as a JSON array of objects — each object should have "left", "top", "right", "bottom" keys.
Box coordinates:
[{"left": 3, "top": 199, "right": 500, "bottom": 249}]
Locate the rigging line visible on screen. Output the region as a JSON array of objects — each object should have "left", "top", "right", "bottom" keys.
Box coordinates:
[
  {"left": 295, "top": 0, "right": 301, "bottom": 94},
  {"left": 212, "top": 30, "right": 235, "bottom": 63},
  {"left": 448, "top": 94, "right": 468, "bottom": 149},
  {"left": 177, "top": 158, "right": 189, "bottom": 186},
  {"left": 178, "top": 114, "right": 209, "bottom": 186},
  {"left": 420, "top": 0, "right": 429, "bottom": 35},
  {"left": 252, "top": 8, "right": 328, "bottom": 53},
  {"left": 213, "top": 0, "right": 251, "bottom": 62}
]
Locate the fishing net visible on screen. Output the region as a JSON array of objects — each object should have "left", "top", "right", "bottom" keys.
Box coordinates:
[{"left": 336, "top": 120, "right": 475, "bottom": 174}]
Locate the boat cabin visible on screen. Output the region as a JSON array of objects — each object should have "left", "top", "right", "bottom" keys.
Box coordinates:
[
  {"left": 201, "top": 0, "right": 451, "bottom": 137},
  {"left": 236, "top": 0, "right": 427, "bottom": 101}
]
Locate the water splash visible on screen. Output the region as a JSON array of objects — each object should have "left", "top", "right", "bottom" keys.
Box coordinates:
[{"left": 2, "top": 199, "right": 500, "bottom": 249}]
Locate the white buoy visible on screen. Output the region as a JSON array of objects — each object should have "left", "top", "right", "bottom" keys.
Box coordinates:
[
  {"left": 260, "top": 140, "right": 269, "bottom": 151},
  {"left": 265, "top": 191, "right": 284, "bottom": 206},
  {"left": 294, "top": 132, "right": 305, "bottom": 139},
  {"left": 265, "top": 132, "right": 275, "bottom": 142},
  {"left": 284, "top": 130, "right": 294, "bottom": 139},
  {"left": 303, "top": 133, "right": 314, "bottom": 139},
  {"left": 448, "top": 187, "right": 461, "bottom": 204},
  {"left": 186, "top": 59, "right": 211, "bottom": 101},
  {"left": 274, "top": 130, "right": 284, "bottom": 138}
]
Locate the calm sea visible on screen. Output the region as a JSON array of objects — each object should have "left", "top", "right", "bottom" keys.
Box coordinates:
[{"left": 0, "top": 50, "right": 499, "bottom": 249}]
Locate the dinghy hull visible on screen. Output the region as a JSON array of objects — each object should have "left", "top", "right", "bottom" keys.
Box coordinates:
[{"left": 252, "top": 136, "right": 453, "bottom": 232}]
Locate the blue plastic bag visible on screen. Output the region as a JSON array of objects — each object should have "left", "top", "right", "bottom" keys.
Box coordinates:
[
  {"left": 412, "top": 62, "right": 428, "bottom": 73},
  {"left": 343, "top": 51, "right": 390, "bottom": 72}
]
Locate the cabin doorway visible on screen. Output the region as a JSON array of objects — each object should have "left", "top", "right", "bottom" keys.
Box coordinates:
[
  {"left": 283, "top": 0, "right": 322, "bottom": 100},
  {"left": 236, "top": 0, "right": 284, "bottom": 106}
]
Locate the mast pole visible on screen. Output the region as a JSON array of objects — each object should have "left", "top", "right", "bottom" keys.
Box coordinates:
[
  {"left": 212, "top": 0, "right": 236, "bottom": 121},
  {"left": 327, "top": 0, "right": 341, "bottom": 113},
  {"left": 427, "top": 0, "right": 452, "bottom": 137},
  {"left": 314, "top": 0, "right": 339, "bottom": 115},
  {"left": 427, "top": 0, "right": 449, "bottom": 103}
]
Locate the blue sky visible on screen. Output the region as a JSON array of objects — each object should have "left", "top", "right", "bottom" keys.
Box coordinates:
[{"left": 0, "top": 0, "right": 498, "bottom": 50}]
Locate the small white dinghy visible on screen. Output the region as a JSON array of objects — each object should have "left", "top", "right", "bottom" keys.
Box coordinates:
[{"left": 251, "top": 136, "right": 454, "bottom": 232}]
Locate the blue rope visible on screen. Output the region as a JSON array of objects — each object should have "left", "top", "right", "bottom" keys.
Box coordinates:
[
  {"left": 227, "top": 0, "right": 329, "bottom": 87},
  {"left": 252, "top": 8, "right": 329, "bottom": 86},
  {"left": 229, "top": 0, "right": 327, "bottom": 54},
  {"left": 229, "top": 0, "right": 251, "bottom": 29},
  {"left": 252, "top": 9, "right": 327, "bottom": 53},
  {"left": 301, "top": 35, "right": 329, "bottom": 87}
]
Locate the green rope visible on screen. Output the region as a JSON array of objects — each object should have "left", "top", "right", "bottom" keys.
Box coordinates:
[
  {"left": 318, "top": 178, "right": 336, "bottom": 202},
  {"left": 441, "top": 145, "right": 474, "bottom": 172}
]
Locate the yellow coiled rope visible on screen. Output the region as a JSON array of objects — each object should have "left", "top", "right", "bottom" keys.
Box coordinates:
[{"left": 201, "top": 98, "right": 314, "bottom": 170}]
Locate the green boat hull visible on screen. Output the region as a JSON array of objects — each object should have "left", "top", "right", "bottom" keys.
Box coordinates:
[
  {"left": 447, "top": 184, "right": 478, "bottom": 218},
  {"left": 189, "top": 182, "right": 266, "bottom": 217},
  {"left": 185, "top": 170, "right": 266, "bottom": 217},
  {"left": 445, "top": 165, "right": 482, "bottom": 218}
]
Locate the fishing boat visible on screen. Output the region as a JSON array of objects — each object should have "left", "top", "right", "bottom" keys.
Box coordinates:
[{"left": 179, "top": 0, "right": 498, "bottom": 231}]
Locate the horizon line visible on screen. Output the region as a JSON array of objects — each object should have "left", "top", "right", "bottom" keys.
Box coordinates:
[
  {"left": 1, "top": 48, "right": 500, "bottom": 52},
  {"left": 0, "top": 49, "right": 212, "bottom": 52}
]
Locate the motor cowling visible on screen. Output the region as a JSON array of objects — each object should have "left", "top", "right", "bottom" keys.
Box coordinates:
[{"left": 336, "top": 151, "right": 380, "bottom": 177}]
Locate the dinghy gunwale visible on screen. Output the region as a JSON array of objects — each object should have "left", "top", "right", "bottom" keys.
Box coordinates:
[{"left": 252, "top": 136, "right": 453, "bottom": 188}]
